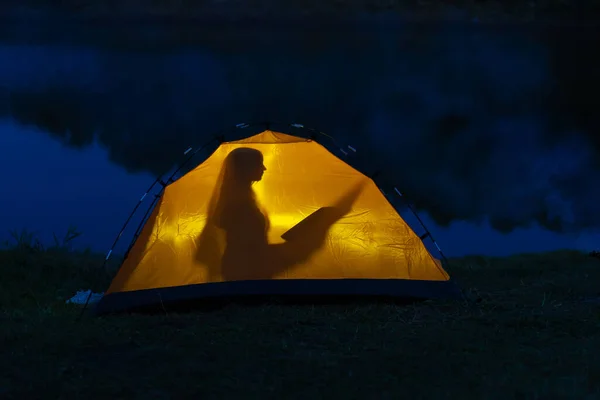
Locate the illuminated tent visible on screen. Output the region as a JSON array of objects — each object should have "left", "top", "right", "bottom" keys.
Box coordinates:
[{"left": 95, "top": 129, "right": 460, "bottom": 314}]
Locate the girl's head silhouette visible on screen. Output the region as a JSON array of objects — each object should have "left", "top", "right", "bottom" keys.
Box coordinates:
[
  {"left": 207, "top": 147, "right": 267, "bottom": 229},
  {"left": 221, "top": 147, "right": 266, "bottom": 186}
]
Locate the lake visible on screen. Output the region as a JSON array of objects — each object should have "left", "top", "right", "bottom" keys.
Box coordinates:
[{"left": 1, "top": 17, "right": 599, "bottom": 257}]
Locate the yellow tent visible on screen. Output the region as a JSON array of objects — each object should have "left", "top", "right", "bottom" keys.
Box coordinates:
[{"left": 96, "top": 130, "right": 459, "bottom": 314}]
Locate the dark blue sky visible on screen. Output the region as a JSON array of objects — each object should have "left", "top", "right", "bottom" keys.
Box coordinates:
[
  {"left": 1, "top": 21, "right": 599, "bottom": 257},
  {"left": 2, "top": 118, "right": 596, "bottom": 257}
]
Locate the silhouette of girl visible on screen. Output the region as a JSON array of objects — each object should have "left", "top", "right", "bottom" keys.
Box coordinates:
[{"left": 196, "top": 147, "right": 364, "bottom": 281}]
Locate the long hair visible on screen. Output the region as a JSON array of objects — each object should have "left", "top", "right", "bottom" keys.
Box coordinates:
[
  {"left": 206, "top": 147, "right": 263, "bottom": 229},
  {"left": 195, "top": 147, "right": 264, "bottom": 279}
]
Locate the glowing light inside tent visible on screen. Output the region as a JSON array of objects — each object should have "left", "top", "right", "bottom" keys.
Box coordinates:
[{"left": 105, "top": 131, "right": 450, "bottom": 295}]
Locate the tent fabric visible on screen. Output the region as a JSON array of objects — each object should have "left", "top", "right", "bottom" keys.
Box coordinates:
[{"left": 96, "top": 130, "right": 458, "bottom": 314}]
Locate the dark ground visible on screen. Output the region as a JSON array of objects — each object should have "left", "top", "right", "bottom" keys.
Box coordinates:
[{"left": 2, "top": 231, "right": 600, "bottom": 398}]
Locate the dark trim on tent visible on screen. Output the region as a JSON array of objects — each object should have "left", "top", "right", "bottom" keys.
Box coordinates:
[
  {"left": 95, "top": 278, "right": 462, "bottom": 316},
  {"left": 77, "top": 135, "right": 221, "bottom": 320},
  {"left": 123, "top": 192, "right": 162, "bottom": 260},
  {"left": 79, "top": 121, "right": 464, "bottom": 319}
]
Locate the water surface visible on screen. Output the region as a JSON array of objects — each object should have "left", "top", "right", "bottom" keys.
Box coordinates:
[{"left": 1, "top": 19, "right": 599, "bottom": 256}]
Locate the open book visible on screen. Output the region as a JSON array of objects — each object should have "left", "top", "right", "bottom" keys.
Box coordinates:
[
  {"left": 280, "top": 207, "right": 337, "bottom": 242},
  {"left": 280, "top": 179, "right": 367, "bottom": 242}
]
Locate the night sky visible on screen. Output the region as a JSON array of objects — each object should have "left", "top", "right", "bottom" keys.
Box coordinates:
[{"left": 1, "top": 20, "right": 599, "bottom": 257}]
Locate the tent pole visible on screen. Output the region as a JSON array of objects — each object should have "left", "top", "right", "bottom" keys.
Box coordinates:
[
  {"left": 76, "top": 135, "right": 221, "bottom": 321},
  {"left": 76, "top": 176, "right": 164, "bottom": 321},
  {"left": 181, "top": 121, "right": 456, "bottom": 273},
  {"left": 123, "top": 191, "right": 163, "bottom": 259},
  {"left": 390, "top": 187, "right": 450, "bottom": 267},
  {"left": 122, "top": 134, "right": 226, "bottom": 258},
  {"left": 242, "top": 121, "right": 453, "bottom": 264},
  {"left": 223, "top": 121, "right": 463, "bottom": 300},
  {"left": 87, "top": 121, "right": 464, "bottom": 318},
  {"left": 389, "top": 187, "right": 470, "bottom": 302},
  {"left": 262, "top": 123, "right": 458, "bottom": 273}
]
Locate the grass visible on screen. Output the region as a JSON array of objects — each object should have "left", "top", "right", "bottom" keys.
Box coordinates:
[{"left": 2, "top": 229, "right": 600, "bottom": 399}]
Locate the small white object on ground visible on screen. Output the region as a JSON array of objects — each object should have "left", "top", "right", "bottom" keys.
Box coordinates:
[{"left": 66, "top": 290, "right": 104, "bottom": 305}]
